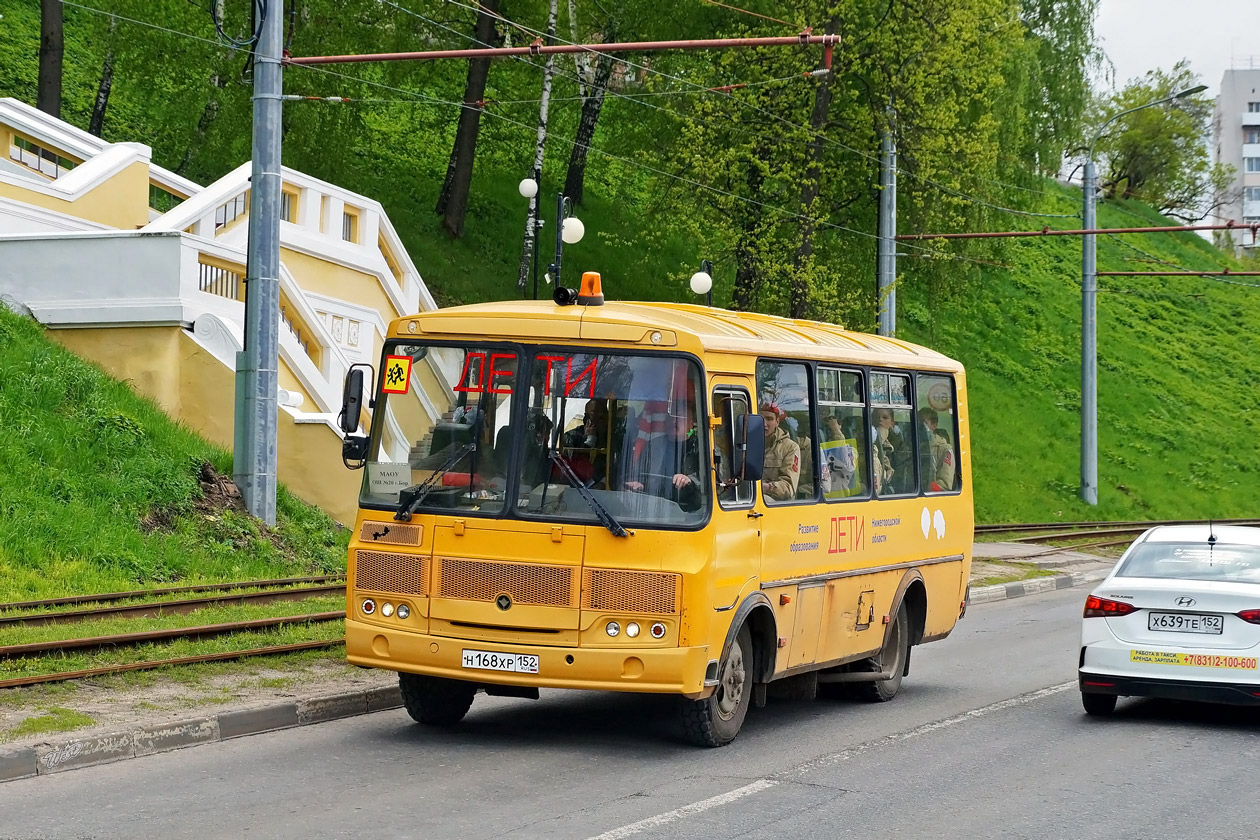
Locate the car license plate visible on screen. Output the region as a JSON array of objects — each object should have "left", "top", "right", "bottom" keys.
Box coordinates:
[
  {"left": 1148, "top": 612, "right": 1223, "bottom": 634},
  {"left": 460, "top": 649, "right": 539, "bottom": 674}
]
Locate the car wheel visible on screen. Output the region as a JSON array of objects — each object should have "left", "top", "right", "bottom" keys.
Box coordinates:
[
  {"left": 399, "top": 673, "right": 476, "bottom": 726},
  {"left": 1081, "top": 691, "right": 1117, "bottom": 716},
  {"left": 681, "top": 624, "right": 752, "bottom": 747},
  {"left": 854, "top": 604, "right": 909, "bottom": 703}
]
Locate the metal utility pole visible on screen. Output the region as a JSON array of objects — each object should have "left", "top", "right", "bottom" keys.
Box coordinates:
[
  {"left": 1080, "top": 83, "right": 1205, "bottom": 507},
  {"left": 877, "top": 114, "right": 897, "bottom": 337},
  {"left": 234, "top": 0, "right": 284, "bottom": 526},
  {"left": 1080, "top": 158, "right": 1098, "bottom": 506}
]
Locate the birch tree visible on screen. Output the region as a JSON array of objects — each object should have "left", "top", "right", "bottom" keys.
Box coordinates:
[{"left": 517, "top": 0, "right": 560, "bottom": 294}]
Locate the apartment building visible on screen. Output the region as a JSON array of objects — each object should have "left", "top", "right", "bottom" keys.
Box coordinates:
[{"left": 1213, "top": 64, "right": 1260, "bottom": 251}]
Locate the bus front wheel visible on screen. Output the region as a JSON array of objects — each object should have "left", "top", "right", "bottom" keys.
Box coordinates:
[
  {"left": 399, "top": 673, "right": 476, "bottom": 726},
  {"left": 682, "top": 625, "right": 752, "bottom": 747}
]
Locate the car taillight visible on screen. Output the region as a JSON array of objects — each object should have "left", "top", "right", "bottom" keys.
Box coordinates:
[
  {"left": 1237, "top": 609, "right": 1260, "bottom": 625},
  {"left": 1084, "top": 595, "right": 1137, "bottom": 618}
]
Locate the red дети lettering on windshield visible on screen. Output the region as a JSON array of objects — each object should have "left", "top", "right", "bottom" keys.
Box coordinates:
[
  {"left": 488, "top": 353, "right": 515, "bottom": 394},
  {"left": 564, "top": 358, "right": 598, "bottom": 398},
  {"left": 536, "top": 355, "right": 566, "bottom": 395},
  {"left": 453, "top": 351, "right": 486, "bottom": 393}
]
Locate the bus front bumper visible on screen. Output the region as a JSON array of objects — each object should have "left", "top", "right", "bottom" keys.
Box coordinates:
[{"left": 346, "top": 619, "right": 715, "bottom": 697}]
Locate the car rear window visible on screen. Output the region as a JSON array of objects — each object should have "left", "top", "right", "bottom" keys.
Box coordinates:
[{"left": 1118, "top": 542, "right": 1260, "bottom": 583}]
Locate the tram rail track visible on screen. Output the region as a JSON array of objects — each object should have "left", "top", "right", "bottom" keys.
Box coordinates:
[
  {"left": 0, "top": 612, "right": 344, "bottom": 659},
  {"left": 0, "top": 585, "right": 345, "bottom": 628},
  {"left": 0, "top": 639, "right": 345, "bottom": 689},
  {"left": 0, "top": 574, "right": 345, "bottom": 613},
  {"left": 975, "top": 518, "right": 1260, "bottom": 537}
]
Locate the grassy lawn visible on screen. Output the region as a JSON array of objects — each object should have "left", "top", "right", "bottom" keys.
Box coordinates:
[{"left": 0, "top": 308, "right": 350, "bottom": 604}]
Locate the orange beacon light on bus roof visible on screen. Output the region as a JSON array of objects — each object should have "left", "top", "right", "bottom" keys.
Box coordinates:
[{"left": 577, "top": 272, "right": 605, "bottom": 306}]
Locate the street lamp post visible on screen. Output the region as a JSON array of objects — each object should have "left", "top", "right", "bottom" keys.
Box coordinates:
[
  {"left": 689, "top": 259, "right": 714, "bottom": 306},
  {"left": 1080, "top": 83, "right": 1206, "bottom": 505},
  {"left": 546, "top": 191, "right": 584, "bottom": 291}
]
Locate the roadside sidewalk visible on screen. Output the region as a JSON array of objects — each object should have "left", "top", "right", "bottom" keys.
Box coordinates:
[
  {"left": 968, "top": 541, "right": 1114, "bottom": 605},
  {"left": 0, "top": 541, "right": 1112, "bottom": 784}
]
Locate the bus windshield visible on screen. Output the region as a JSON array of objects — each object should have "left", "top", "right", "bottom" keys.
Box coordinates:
[{"left": 361, "top": 343, "right": 709, "bottom": 528}]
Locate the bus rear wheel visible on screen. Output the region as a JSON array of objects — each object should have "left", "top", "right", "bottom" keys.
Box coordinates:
[
  {"left": 682, "top": 625, "right": 752, "bottom": 747},
  {"left": 399, "top": 673, "right": 476, "bottom": 726},
  {"left": 854, "top": 604, "right": 909, "bottom": 703}
]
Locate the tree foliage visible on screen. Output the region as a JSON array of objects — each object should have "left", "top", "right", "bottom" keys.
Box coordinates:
[
  {"left": 9, "top": 0, "right": 1099, "bottom": 323},
  {"left": 1084, "top": 61, "right": 1235, "bottom": 223}
]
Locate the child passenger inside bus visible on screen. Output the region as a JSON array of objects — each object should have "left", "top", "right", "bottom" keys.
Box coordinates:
[{"left": 759, "top": 402, "right": 801, "bottom": 502}]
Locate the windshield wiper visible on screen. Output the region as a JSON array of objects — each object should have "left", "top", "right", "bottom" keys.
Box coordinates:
[
  {"left": 395, "top": 441, "right": 475, "bottom": 521},
  {"left": 548, "top": 451, "right": 628, "bottom": 538}
]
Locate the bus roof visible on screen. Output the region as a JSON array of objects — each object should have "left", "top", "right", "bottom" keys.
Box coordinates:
[{"left": 398, "top": 300, "right": 962, "bottom": 371}]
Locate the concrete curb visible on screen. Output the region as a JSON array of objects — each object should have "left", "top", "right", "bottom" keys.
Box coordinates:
[
  {"left": 0, "top": 685, "right": 402, "bottom": 784},
  {"left": 969, "top": 566, "right": 1110, "bottom": 606}
]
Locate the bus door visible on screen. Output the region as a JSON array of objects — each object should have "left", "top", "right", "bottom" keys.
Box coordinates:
[{"left": 709, "top": 384, "right": 760, "bottom": 613}]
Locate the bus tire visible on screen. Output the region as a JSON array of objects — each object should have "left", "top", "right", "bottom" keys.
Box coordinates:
[
  {"left": 399, "top": 673, "right": 476, "bottom": 726},
  {"left": 854, "top": 604, "right": 909, "bottom": 703},
  {"left": 681, "top": 624, "right": 752, "bottom": 747}
]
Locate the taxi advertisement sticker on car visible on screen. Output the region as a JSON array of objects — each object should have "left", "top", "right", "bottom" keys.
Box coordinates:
[{"left": 1130, "top": 650, "right": 1259, "bottom": 670}]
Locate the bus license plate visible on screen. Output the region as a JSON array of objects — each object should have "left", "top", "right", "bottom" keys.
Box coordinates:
[
  {"left": 1148, "top": 612, "right": 1223, "bottom": 634},
  {"left": 461, "top": 649, "right": 540, "bottom": 674}
]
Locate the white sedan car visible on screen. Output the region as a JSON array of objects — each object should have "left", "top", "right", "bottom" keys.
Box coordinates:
[{"left": 1079, "top": 524, "right": 1260, "bottom": 715}]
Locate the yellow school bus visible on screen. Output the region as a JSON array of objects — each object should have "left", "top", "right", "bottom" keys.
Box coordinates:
[{"left": 337, "top": 274, "right": 973, "bottom": 746}]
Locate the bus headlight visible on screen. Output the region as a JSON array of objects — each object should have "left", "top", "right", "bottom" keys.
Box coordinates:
[
  {"left": 396, "top": 603, "right": 410, "bottom": 620},
  {"left": 381, "top": 602, "right": 395, "bottom": 618},
  {"left": 606, "top": 621, "right": 621, "bottom": 637},
  {"left": 625, "top": 622, "right": 640, "bottom": 638}
]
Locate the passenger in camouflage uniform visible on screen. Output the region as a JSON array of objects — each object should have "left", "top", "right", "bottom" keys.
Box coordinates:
[
  {"left": 759, "top": 403, "right": 801, "bottom": 502},
  {"left": 917, "top": 408, "right": 956, "bottom": 492}
]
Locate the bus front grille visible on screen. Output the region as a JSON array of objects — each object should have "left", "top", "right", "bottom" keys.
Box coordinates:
[
  {"left": 582, "top": 569, "right": 680, "bottom": 615},
  {"left": 358, "top": 521, "right": 422, "bottom": 546},
  {"left": 437, "top": 558, "right": 576, "bottom": 607},
  {"left": 355, "top": 550, "right": 429, "bottom": 595}
]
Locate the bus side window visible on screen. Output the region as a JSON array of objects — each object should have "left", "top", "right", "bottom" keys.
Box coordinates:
[
  {"left": 870, "top": 371, "right": 916, "bottom": 497},
  {"left": 712, "top": 390, "right": 754, "bottom": 507},
  {"left": 916, "top": 374, "right": 960, "bottom": 493},
  {"left": 817, "top": 368, "right": 869, "bottom": 500},
  {"left": 755, "top": 361, "right": 812, "bottom": 504}
]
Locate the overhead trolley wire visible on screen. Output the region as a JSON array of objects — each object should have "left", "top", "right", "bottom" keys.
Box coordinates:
[
  {"left": 429, "top": 0, "right": 1072, "bottom": 222},
  {"left": 61, "top": 0, "right": 1012, "bottom": 272}
]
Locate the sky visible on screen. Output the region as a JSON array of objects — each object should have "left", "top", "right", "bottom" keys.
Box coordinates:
[{"left": 1095, "top": 0, "right": 1260, "bottom": 97}]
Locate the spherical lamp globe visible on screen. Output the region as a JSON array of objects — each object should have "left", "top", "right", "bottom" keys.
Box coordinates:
[
  {"left": 689, "top": 271, "right": 713, "bottom": 296},
  {"left": 518, "top": 178, "right": 539, "bottom": 199},
  {"left": 561, "top": 217, "right": 585, "bottom": 245}
]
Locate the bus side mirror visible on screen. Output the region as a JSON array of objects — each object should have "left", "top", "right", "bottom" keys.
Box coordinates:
[
  {"left": 733, "top": 413, "right": 765, "bottom": 482},
  {"left": 338, "top": 365, "right": 372, "bottom": 434},
  {"left": 342, "top": 434, "right": 370, "bottom": 469}
]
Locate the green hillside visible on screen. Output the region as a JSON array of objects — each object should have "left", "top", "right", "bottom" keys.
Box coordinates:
[
  {"left": 897, "top": 188, "right": 1259, "bottom": 523},
  {"left": 0, "top": 310, "right": 348, "bottom": 602},
  {"left": 3, "top": 1, "right": 1255, "bottom": 537}
]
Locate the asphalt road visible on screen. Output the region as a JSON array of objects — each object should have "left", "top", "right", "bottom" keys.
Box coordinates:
[{"left": 5, "top": 587, "right": 1260, "bottom": 840}]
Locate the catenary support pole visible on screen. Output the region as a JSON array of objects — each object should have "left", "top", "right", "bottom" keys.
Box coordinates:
[
  {"left": 1080, "top": 159, "right": 1098, "bottom": 506},
  {"left": 234, "top": 0, "right": 284, "bottom": 526},
  {"left": 877, "top": 115, "right": 896, "bottom": 337}
]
